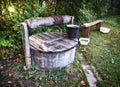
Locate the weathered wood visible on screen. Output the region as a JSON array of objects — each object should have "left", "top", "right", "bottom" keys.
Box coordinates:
[
  {"left": 25, "top": 15, "right": 74, "bottom": 29},
  {"left": 29, "top": 32, "right": 78, "bottom": 52},
  {"left": 96, "top": 22, "right": 102, "bottom": 30},
  {"left": 80, "top": 53, "right": 97, "bottom": 87},
  {"left": 82, "top": 27, "right": 90, "bottom": 37},
  {"left": 20, "top": 15, "right": 74, "bottom": 69},
  {"left": 20, "top": 23, "right": 31, "bottom": 68},
  {"left": 82, "top": 20, "right": 103, "bottom": 37},
  {"left": 30, "top": 32, "right": 78, "bottom": 70},
  {"left": 82, "top": 20, "right": 103, "bottom": 27}
]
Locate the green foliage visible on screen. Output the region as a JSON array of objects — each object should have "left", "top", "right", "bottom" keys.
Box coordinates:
[
  {"left": 47, "top": 0, "right": 111, "bottom": 23},
  {"left": 0, "top": 0, "right": 44, "bottom": 48},
  {"left": 88, "top": 0, "right": 111, "bottom": 16},
  {"left": 109, "top": 0, "right": 120, "bottom": 15},
  {"left": 78, "top": 7, "right": 96, "bottom": 24}
]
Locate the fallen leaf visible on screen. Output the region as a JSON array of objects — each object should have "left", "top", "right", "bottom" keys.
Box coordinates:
[
  {"left": 80, "top": 80, "right": 86, "bottom": 86},
  {"left": 24, "top": 66, "right": 28, "bottom": 71}
]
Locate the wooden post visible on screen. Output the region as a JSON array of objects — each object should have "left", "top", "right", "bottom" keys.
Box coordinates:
[
  {"left": 82, "top": 27, "right": 90, "bottom": 37},
  {"left": 20, "top": 23, "right": 31, "bottom": 68},
  {"left": 96, "top": 22, "right": 101, "bottom": 31},
  {"left": 71, "top": 16, "right": 74, "bottom": 24}
]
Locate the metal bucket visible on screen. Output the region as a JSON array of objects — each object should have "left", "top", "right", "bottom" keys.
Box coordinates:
[{"left": 67, "top": 24, "right": 80, "bottom": 39}]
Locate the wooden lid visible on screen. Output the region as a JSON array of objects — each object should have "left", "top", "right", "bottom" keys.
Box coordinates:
[{"left": 29, "top": 32, "right": 78, "bottom": 52}]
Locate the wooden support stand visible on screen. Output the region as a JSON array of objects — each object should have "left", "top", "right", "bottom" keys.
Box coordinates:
[{"left": 82, "top": 20, "right": 103, "bottom": 37}]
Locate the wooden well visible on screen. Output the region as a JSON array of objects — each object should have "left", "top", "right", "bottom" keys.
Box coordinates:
[
  {"left": 29, "top": 32, "right": 78, "bottom": 70},
  {"left": 20, "top": 15, "right": 76, "bottom": 69}
]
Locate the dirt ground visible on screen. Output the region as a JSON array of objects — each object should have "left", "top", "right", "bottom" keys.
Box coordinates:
[{"left": 0, "top": 59, "right": 38, "bottom": 87}]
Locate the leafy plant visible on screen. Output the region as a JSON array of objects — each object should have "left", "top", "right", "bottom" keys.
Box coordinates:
[{"left": 78, "top": 7, "right": 96, "bottom": 24}]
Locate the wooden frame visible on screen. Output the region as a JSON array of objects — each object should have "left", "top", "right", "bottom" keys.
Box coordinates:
[{"left": 20, "top": 15, "right": 74, "bottom": 68}]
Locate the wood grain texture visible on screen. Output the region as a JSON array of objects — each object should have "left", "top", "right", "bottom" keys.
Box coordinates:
[
  {"left": 20, "top": 23, "right": 31, "bottom": 68},
  {"left": 29, "top": 32, "right": 78, "bottom": 52},
  {"left": 82, "top": 20, "right": 103, "bottom": 27},
  {"left": 25, "top": 15, "right": 74, "bottom": 29},
  {"left": 30, "top": 32, "right": 78, "bottom": 70},
  {"left": 81, "top": 20, "right": 103, "bottom": 37},
  {"left": 20, "top": 15, "right": 75, "bottom": 69}
]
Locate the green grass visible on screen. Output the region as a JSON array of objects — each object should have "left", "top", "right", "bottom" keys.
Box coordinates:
[{"left": 82, "top": 16, "right": 120, "bottom": 87}]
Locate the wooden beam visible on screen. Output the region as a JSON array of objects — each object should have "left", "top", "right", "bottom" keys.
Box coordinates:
[
  {"left": 82, "top": 20, "right": 103, "bottom": 28},
  {"left": 20, "top": 23, "right": 31, "bottom": 68},
  {"left": 82, "top": 27, "right": 90, "bottom": 37},
  {"left": 25, "top": 15, "right": 74, "bottom": 29}
]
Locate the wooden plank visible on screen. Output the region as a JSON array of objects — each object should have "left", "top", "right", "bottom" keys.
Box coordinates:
[
  {"left": 48, "top": 32, "right": 66, "bottom": 38},
  {"left": 30, "top": 40, "right": 42, "bottom": 51},
  {"left": 25, "top": 16, "right": 74, "bottom": 29},
  {"left": 80, "top": 53, "right": 97, "bottom": 87},
  {"left": 38, "top": 34, "right": 51, "bottom": 40},
  {"left": 30, "top": 36, "right": 48, "bottom": 51},
  {"left": 29, "top": 32, "right": 78, "bottom": 52},
  {"left": 30, "top": 33, "right": 63, "bottom": 43},
  {"left": 42, "top": 32, "right": 57, "bottom": 39},
  {"left": 82, "top": 20, "right": 103, "bottom": 27}
]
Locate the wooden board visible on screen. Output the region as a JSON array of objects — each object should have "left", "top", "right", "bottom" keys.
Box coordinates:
[
  {"left": 29, "top": 32, "right": 78, "bottom": 52},
  {"left": 25, "top": 16, "right": 74, "bottom": 29},
  {"left": 82, "top": 20, "right": 103, "bottom": 27}
]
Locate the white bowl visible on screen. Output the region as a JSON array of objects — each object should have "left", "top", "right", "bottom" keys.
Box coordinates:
[
  {"left": 79, "top": 38, "right": 90, "bottom": 45},
  {"left": 100, "top": 27, "right": 110, "bottom": 33}
]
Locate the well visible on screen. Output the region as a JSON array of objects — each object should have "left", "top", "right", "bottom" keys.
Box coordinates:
[{"left": 29, "top": 32, "right": 78, "bottom": 70}]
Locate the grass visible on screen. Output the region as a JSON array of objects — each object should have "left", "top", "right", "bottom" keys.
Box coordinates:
[
  {"left": 0, "top": 54, "right": 88, "bottom": 87},
  {"left": 0, "top": 16, "right": 120, "bottom": 87},
  {"left": 82, "top": 16, "right": 120, "bottom": 87}
]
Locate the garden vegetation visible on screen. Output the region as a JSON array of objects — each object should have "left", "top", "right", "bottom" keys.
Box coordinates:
[{"left": 0, "top": 0, "right": 120, "bottom": 87}]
